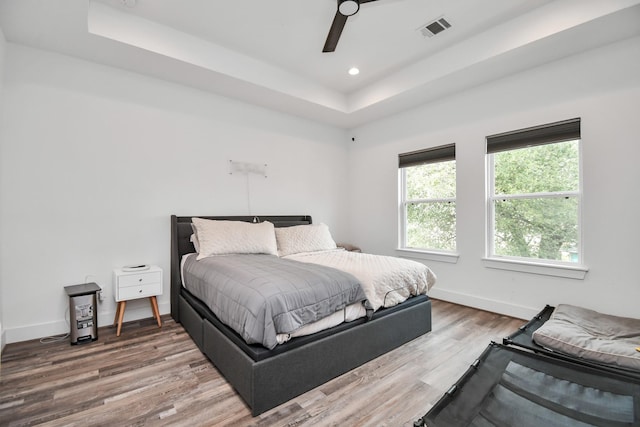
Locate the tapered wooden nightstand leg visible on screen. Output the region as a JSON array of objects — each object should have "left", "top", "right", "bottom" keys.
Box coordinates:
[
  {"left": 113, "top": 303, "right": 120, "bottom": 327},
  {"left": 116, "top": 301, "right": 126, "bottom": 337},
  {"left": 149, "top": 296, "right": 162, "bottom": 328}
]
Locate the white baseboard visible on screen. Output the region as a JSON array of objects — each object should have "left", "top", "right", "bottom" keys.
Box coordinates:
[
  {"left": 428, "top": 288, "right": 538, "bottom": 321},
  {"left": 1, "top": 291, "right": 536, "bottom": 344},
  {"left": 5, "top": 319, "right": 68, "bottom": 345},
  {"left": 4, "top": 300, "right": 171, "bottom": 345},
  {"left": 98, "top": 299, "right": 170, "bottom": 329},
  {"left": 1, "top": 325, "right": 5, "bottom": 355}
]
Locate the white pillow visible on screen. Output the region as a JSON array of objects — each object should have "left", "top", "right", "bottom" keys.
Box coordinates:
[
  {"left": 191, "top": 218, "right": 278, "bottom": 260},
  {"left": 189, "top": 224, "right": 200, "bottom": 252},
  {"left": 189, "top": 234, "right": 200, "bottom": 253},
  {"left": 275, "top": 223, "right": 337, "bottom": 257}
]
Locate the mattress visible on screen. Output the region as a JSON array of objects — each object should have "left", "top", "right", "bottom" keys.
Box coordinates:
[
  {"left": 532, "top": 304, "right": 640, "bottom": 371},
  {"left": 181, "top": 253, "right": 366, "bottom": 349}
]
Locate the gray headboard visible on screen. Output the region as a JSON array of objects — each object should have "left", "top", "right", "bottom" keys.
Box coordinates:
[{"left": 170, "top": 215, "right": 312, "bottom": 321}]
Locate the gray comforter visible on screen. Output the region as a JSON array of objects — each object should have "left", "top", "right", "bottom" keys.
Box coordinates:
[{"left": 182, "top": 254, "right": 366, "bottom": 349}]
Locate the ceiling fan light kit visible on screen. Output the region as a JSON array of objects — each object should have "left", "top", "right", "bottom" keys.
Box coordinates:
[{"left": 338, "top": 0, "right": 360, "bottom": 16}]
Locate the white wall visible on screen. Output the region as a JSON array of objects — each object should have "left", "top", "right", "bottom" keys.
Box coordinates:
[
  {"left": 3, "top": 35, "right": 639, "bottom": 344},
  {"left": 348, "top": 36, "right": 640, "bottom": 320},
  {"left": 0, "top": 44, "right": 350, "bottom": 343},
  {"left": 0, "top": 24, "right": 6, "bottom": 352}
]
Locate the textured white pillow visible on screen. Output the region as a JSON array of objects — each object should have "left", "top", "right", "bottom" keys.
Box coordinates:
[
  {"left": 275, "top": 223, "right": 337, "bottom": 257},
  {"left": 189, "top": 224, "right": 200, "bottom": 253},
  {"left": 190, "top": 234, "right": 200, "bottom": 253},
  {"left": 191, "top": 218, "right": 278, "bottom": 260}
]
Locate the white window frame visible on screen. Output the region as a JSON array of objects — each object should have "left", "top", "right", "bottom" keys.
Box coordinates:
[
  {"left": 397, "top": 156, "right": 459, "bottom": 263},
  {"left": 484, "top": 120, "right": 588, "bottom": 279}
]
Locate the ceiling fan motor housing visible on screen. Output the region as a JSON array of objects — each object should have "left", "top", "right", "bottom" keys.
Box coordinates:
[{"left": 339, "top": 0, "right": 360, "bottom": 16}]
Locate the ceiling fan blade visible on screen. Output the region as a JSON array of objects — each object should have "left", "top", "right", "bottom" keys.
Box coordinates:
[
  {"left": 323, "top": 11, "right": 348, "bottom": 53},
  {"left": 360, "top": 0, "right": 379, "bottom": 3}
]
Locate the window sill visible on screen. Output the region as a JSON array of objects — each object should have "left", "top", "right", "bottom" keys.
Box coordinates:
[
  {"left": 396, "top": 249, "right": 459, "bottom": 264},
  {"left": 482, "top": 257, "right": 588, "bottom": 279}
]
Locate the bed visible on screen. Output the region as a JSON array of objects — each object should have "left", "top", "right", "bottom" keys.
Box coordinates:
[{"left": 170, "top": 215, "right": 434, "bottom": 416}]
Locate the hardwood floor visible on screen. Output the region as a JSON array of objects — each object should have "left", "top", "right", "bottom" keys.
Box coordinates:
[{"left": 0, "top": 300, "right": 525, "bottom": 426}]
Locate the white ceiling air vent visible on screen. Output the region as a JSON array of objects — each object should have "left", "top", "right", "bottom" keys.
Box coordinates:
[{"left": 418, "top": 17, "right": 451, "bottom": 38}]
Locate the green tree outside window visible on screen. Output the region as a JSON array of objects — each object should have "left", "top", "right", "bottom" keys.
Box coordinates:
[{"left": 491, "top": 140, "right": 580, "bottom": 262}]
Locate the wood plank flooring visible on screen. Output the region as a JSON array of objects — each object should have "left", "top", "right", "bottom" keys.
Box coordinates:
[{"left": 0, "top": 299, "right": 525, "bottom": 426}]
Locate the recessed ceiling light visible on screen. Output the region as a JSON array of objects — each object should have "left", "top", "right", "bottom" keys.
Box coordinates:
[{"left": 348, "top": 67, "right": 360, "bottom": 76}]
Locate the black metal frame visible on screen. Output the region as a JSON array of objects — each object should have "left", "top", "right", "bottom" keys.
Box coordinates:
[{"left": 416, "top": 341, "right": 640, "bottom": 427}]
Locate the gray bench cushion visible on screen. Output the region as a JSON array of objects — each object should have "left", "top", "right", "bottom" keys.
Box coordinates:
[{"left": 532, "top": 304, "right": 640, "bottom": 370}]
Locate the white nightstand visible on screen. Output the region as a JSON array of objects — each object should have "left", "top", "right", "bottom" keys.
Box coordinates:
[{"left": 113, "top": 265, "right": 163, "bottom": 336}]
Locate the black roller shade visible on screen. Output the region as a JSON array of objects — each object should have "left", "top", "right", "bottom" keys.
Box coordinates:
[
  {"left": 487, "top": 118, "right": 580, "bottom": 154},
  {"left": 399, "top": 143, "right": 455, "bottom": 168}
]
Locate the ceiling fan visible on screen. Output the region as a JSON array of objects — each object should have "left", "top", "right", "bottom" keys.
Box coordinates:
[{"left": 323, "top": 0, "right": 380, "bottom": 53}]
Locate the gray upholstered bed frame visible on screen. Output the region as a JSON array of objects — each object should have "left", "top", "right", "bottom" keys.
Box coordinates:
[{"left": 170, "top": 215, "right": 433, "bottom": 416}]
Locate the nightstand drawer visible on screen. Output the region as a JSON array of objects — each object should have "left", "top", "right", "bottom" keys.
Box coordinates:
[
  {"left": 118, "top": 271, "right": 162, "bottom": 287},
  {"left": 117, "top": 282, "right": 162, "bottom": 300}
]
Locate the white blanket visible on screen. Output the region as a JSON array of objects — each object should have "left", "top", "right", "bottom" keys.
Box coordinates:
[{"left": 285, "top": 249, "right": 436, "bottom": 311}]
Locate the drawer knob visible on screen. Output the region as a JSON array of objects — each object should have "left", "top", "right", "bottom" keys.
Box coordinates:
[{"left": 138, "top": 278, "right": 143, "bottom": 282}]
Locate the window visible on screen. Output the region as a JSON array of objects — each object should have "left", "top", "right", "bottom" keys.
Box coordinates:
[
  {"left": 487, "top": 118, "right": 582, "bottom": 265},
  {"left": 399, "top": 144, "right": 456, "bottom": 252}
]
